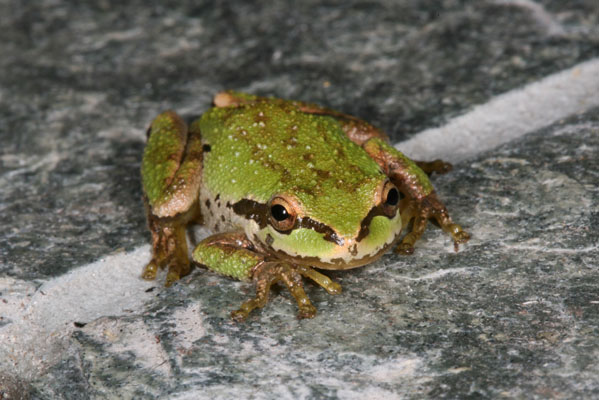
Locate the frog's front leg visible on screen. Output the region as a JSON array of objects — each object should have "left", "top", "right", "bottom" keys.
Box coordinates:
[
  {"left": 141, "top": 111, "right": 203, "bottom": 286},
  {"left": 362, "top": 138, "right": 470, "bottom": 254},
  {"left": 192, "top": 232, "right": 341, "bottom": 321}
]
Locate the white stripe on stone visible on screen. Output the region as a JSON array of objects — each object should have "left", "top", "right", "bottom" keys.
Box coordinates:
[
  {"left": 396, "top": 58, "right": 599, "bottom": 163},
  {"left": 3, "top": 58, "right": 599, "bottom": 378}
]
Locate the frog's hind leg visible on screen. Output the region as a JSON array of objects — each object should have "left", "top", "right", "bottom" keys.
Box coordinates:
[{"left": 141, "top": 111, "right": 204, "bottom": 286}]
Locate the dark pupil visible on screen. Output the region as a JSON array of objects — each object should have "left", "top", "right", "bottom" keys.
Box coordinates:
[
  {"left": 385, "top": 188, "right": 399, "bottom": 206},
  {"left": 271, "top": 204, "right": 289, "bottom": 221}
]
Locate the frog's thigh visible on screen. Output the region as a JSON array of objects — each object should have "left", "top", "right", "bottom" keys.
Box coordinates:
[
  {"left": 192, "top": 232, "right": 263, "bottom": 281},
  {"left": 142, "top": 111, "right": 203, "bottom": 286}
]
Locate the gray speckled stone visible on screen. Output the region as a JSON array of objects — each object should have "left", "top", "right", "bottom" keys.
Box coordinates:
[
  {"left": 0, "top": 372, "right": 30, "bottom": 400},
  {"left": 1, "top": 0, "right": 598, "bottom": 280},
  {"left": 2, "top": 0, "right": 599, "bottom": 398},
  {"left": 30, "top": 110, "right": 599, "bottom": 398}
]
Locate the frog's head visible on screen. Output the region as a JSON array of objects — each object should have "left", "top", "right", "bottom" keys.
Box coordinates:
[{"left": 234, "top": 178, "right": 403, "bottom": 270}]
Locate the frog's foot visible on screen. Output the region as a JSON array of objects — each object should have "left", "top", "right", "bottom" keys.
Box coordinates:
[
  {"left": 414, "top": 159, "right": 453, "bottom": 175},
  {"left": 395, "top": 192, "right": 470, "bottom": 255},
  {"left": 231, "top": 263, "right": 341, "bottom": 322},
  {"left": 142, "top": 209, "right": 192, "bottom": 287}
]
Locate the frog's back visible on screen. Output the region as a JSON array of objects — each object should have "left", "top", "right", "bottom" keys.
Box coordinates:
[{"left": 196, "top": 101, "right": 387, "bottom": 237}]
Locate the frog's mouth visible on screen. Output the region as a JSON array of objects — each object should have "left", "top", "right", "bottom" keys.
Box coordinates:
[
  {"left": 253, "top": 212, "right": 403, "bottom": 270},
  {"left": 263, "top": 237, "right": 400, "bottom": 270}
]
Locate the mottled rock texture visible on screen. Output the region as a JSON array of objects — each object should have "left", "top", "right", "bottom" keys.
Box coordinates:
[
  {"left": 1, "top": 0, "right": 598, "bottom": 280},
  {"left": 1, "top": 0, "right": 598, "bottom": 398},
  {"left": 30, "top": 110, "right": 599, "bottom": 399}
]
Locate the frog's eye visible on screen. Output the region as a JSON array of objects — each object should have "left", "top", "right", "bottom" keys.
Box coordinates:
[
  {"left": 269, "top": 196, "right": 297, "bottom": 231},
  {"left": 382, "top": 181, "right": 400, "bottom": 217}
]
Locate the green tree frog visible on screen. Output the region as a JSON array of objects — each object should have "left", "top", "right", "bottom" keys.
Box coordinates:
[{"left": 141, "top": 91, "right": 469, "bottom": 321}]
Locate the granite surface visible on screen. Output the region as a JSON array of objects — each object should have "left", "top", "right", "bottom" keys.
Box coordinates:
[
  {"left": 1, "top": 0, "right": 598, "bottom": 398},
  {"left": 24, "top": 109, "right": 599, "bottom": 399},
  {"left": 1, "top": 0, "right": 598, "bottom": 281}
]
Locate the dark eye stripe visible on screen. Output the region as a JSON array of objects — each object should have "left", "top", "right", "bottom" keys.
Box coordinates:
[
  {"left": 296, "top": 217, "right": 344, "bottom": 246},
  {"left": 231, "top": 199, "right": 269, "bottom": 228},
  {"left": 230, "top": 198, "right": 343, "bottom": 245},
  {"left": 356, "top": 204, "right": 396, "bottom": 242}
]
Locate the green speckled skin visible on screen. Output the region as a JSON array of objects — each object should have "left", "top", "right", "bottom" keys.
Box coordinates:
[
  {"left": 199, "top": 102, "right": 384, "bottom": 237},
  {"left": 362, "top": 215, "right": 396, "bottom": 249},
  {"left": 193, "top": 240, "right": 261, "bottom": 281},
  {"left": 142, "top": 112, "right": 203, "bottom": 218},
  {"left": 142, "top": 112, "right": 186, "bottom": 207},
  {"left": 140, "top": 91, "right": 470, "bottom": 320}
]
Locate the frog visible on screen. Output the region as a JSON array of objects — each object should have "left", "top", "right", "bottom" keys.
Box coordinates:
[{"left": 140, "top": 91, "right": 470, "bottom": 321}]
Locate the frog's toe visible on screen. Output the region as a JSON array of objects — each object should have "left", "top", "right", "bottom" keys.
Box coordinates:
[
  {"left": 164, "top": 271, "right": 179, "bottom": 287},
  {"left": 230, "top": 287, "right": 271, "bottom": 322},
  {"left": 452, "top": 228, "right": 471, "bottom": 244},
  {"left": 232, "top": 262, "right": 324, "bottom": 321},
  {"left": 231, "top": 308, "right": 250, "bottom": 322},
  {"left": 164, "top": 260, "right": 191, "bottom": 287},
  {"left": 141, "top": 260, "right": 159, "bottom": 281},
  {"left": 395, "top": 242, "right": 415, "bottom": 255},
  {"left": 213, "top": 91, "right": 237, "bottom": 107},
  {"left": 296, "top": 265, "right": 342, "bottom": 295},
  {"left": 325, "top": 281, "right": 342, "bottom": 295},
  {"left": 433, "top": 160, "right": 452, "bottom": 174},
  {"left": 395, "top": 228, "right": 423, "bottom": 255},
  {"left": 296, "top": 302, "right": 317, "bottom": 319},
  {"left": 415, "top": 159, "right": 453, "bottom": 175},
  {"left": 286, "top": 283, "right": 318, "bottom": 319}
]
